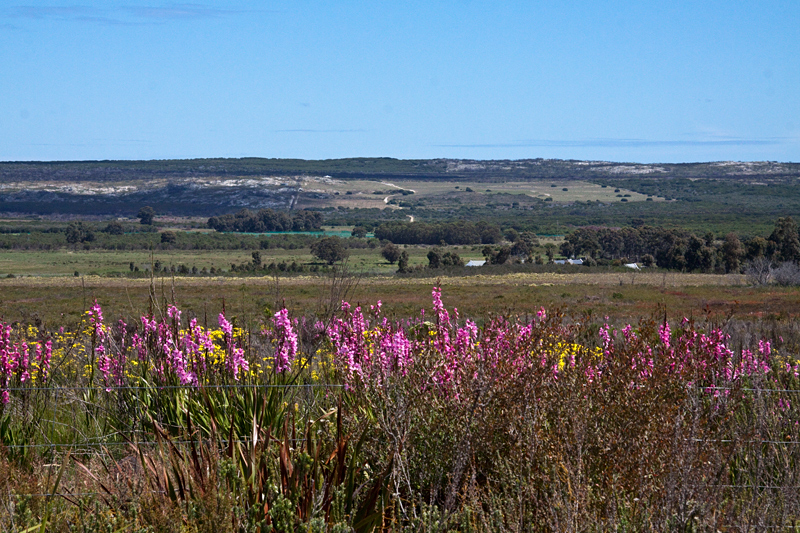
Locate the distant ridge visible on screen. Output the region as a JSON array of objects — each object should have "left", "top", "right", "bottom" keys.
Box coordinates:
[
  {"left": 2, "top": 157, "right": 799, "bottom": 182},
  {"left": 1, "top": 158, "right": 799, "bottom": 221}
]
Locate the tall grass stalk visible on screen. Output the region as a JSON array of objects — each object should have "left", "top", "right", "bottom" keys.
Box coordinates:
[{"left": 0, "top": 288, "right": 799, "bottom": 531}]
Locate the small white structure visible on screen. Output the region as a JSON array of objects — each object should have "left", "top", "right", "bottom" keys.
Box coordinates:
[
  {"left": 465, "top": 260, "right": 486, "bottom": 267},
  {"left": 624, "top": 263, "right": 640, "bottom": 270},
  {"left": 567, "top": 258, "right": 583, "bottom": 265}
]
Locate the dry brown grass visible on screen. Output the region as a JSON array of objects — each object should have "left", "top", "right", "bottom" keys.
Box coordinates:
[
  {"left": 0, "top": 270, "right": 747, "bottom": 290},
  {"left": 2, "top": 270, "right": 797, "bottom": 331}
]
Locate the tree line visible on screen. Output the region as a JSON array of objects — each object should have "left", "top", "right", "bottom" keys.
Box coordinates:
[
  {"left": 558, "top": 217, "right": 800, "bottom": 273},
  {"left": 0, "top": 229, "right": 358, "bottom": 252},
  {"left": 207, "top": 209, "right": 323, "bottom": 233},
  {"left": 373, "top": 221, "right": 503, "bottom": 245}
]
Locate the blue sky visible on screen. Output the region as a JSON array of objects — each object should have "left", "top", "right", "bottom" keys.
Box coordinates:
[{"left": 1, "top": 1, "right": 798, "bottom": 163}]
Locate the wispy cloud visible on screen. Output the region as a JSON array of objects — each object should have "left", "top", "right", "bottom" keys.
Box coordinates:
[
  {"left": 6, "top": 6, "right": 137, "bottom": 26},
  {"left": 4, "top": 4, "right": 245, "bottom": 25},
  {"left": 90, "top": 138, "right": 153, "bottom": 144},
  {"left": 437, "top": 137, "right": 786, "bottom": 148},
  {"left": 25, "top": 142, "right": 92, "bottom": 147},
  {"left": 275, "top": 129, "right": 368, "bottom": 133},
  {"left": 7, "top": 6, "right": 98, "bottom": 19},
  {"left": 122, "top": 4, "right": 236, "bottom": 20}
]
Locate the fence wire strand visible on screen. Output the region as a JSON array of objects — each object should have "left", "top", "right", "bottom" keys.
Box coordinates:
[{"left": 2, "top": 381, "right": 799, "bottom": 527}]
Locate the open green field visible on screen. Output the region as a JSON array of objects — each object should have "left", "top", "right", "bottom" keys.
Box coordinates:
[
  {"left": 0, "top": 245, "right": 450, "bottom": 277},
  {"left": 2, "top": 235, "right": 798, "bottom": 329}
]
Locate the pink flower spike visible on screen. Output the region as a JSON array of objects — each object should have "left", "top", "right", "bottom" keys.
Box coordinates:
[
  {"left": 219, "top": 314, "right": 233, "bottom": 336},
  {"left": 167, "top": 305, "right": 182, "bottom": 322},
  {"left": 272, "top": 308, "right": 298, "bottom": 373},
  {"left": 659, "top": 322, "right": 671, "bottom": 349}
]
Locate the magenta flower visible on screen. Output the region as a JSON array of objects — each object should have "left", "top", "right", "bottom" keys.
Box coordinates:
[
  {"left": 219, "top": 312, "right": 248, "bottom": 380},
  {"left": 659, "top": 322, "right": 671, "bottom": 348},
  {"left": 271, "top": 308, "right": 298, "bottom": 373},
  {"left": 219, "top": 313, "right": 233, "bottom": 336}
]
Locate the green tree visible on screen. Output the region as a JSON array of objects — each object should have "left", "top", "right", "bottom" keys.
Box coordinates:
[
  {"left": 721, "top": 233, "right": 743, "bottom": 273},
  {"left": 745, "top": 236, "right": 768, "bottom": 260},
  {"left": 510, "top": 238, "right": 532, "bottom": 259},
  {"left": 311, "top": 236, "right": 349, "bottom": 265},
  {"left": 478, "top": 223, "right": 503, "bottom": 244},
  {"left": 441, "top": 251, "right": 464, "bottom": 267},
  {"left": 397, "top": 251, "right": 409, "bottom": 273},
  {"left": 65, "top": 222, "right": 95, "bottom": 244},
  {"left": 137, "top": 206, "right": 156, "bottom": 225},
  {"left": 482, "top": 245, "right": 511, "bottom": 265},
  {"left": 769, "top": 216, "right": 800, "bottom": 262},
  {"left": 519, "top": 231, "right": 540, "bottom": 247},
  {"left": 65, "top": 223, "right": 81, "bottom": 244},
  {"left": 504, "top": 228, "right": 519, "bottom": 242},
  {"left": 427, "top": 248, "right": 442, "bottom": 269},
  {"left": 427, "top": 248, "right": 464, "bottom": 268},
  {"left": 102, "top": 221, "right": 125, "bottom": 235},
  {"left": 381, "top": 243, "right": 402, "bottom": 264},
  {"left": 544, "top": 243, "right": 557, "bottom": 262},
  {"left": 685, "top": 235, "right": 707, "bottom": 272}
]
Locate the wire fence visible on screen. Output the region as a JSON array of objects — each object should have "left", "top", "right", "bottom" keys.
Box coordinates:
[
  {"left": 706, "top": 386, "right": 800, "bottom": 394},
  {"left": 2, "top": 382, "right": 799, "bottom": 530},
  {"left": 1, "top": 383, "right": 797, "bottom": 452},
  {"left": 5, "top": 383, "right": 798, "bottom": 393}
]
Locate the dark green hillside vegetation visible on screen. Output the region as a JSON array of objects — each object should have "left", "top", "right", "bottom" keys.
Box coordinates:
[
  {"left": 0, "top": 157, "right": 442, "bottom": 181},
  {"left": 373, "top": 220, "right": 503, "bottom": 245},
  {"left": 332, "top": 197, "right": 794, "bottom": 236},
  {"left": 1, "top": 158, "right": 799, "bottom": 234},
  {"left": 0, "top": 183, "right": 298, "bottom": 217},
  {"left": 593, "top": 174, "right": 800, "bottom": 203},
  {"left": 208, "top": 208, "right": 322, "bottom": 232},
  {"left": 4, "top": 157, "right": 799, "bottom": 182}
]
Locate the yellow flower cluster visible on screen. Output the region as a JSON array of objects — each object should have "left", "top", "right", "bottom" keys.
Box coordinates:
[{"left": 539, "top": 342, "right": 602, "bottom": 371}]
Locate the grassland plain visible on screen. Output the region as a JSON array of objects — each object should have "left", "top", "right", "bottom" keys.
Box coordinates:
[
  {"left": 295, "top": 177, "right": 658, "bottom": 210},
  {"left": 0, "top": 246, "right": 437, "bottom": 276},
  {"left": 2, "top": 271, "right": 798, "bottom": 329}
]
